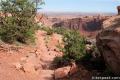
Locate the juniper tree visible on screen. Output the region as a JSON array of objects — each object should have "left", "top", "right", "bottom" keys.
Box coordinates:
[{"left": 0, "top": 0, "right": 38, "bottom": 43}]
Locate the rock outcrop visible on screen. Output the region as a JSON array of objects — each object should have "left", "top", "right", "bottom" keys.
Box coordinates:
[
  {"left": 52, "top": 16, "right": 110, "bottom": 37},
  {"left": 54, "top": 66, "right": 71, "bottom": 79},
  {"left": 53, "top": 17, "right": 102, "bottom": 31},
  {"left": 117, "top": 6, "right": 120, "bottom": 15},
  {"left": 35, "top": 13, "right": 111, "bottom": 37},
  {"left": 96, "top": 15, "right": 120, "bottom": 75},
  {"left": 54, "top": 62, "right": 78, "bottom": 79}
]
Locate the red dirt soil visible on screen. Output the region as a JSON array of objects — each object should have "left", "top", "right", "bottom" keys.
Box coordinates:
[
  {"left": 0, "top": 30, "right": 63, "bottom": 80},
  {"left": 0, "top": 30, "right": 92, "bottom": 80}
]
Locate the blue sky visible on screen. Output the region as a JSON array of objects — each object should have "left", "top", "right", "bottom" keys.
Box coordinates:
[{"left": 39, "top": 0, "right": 120, "bottom": 13}]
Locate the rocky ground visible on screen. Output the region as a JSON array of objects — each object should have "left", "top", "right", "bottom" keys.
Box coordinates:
[
  {"left": 0, "top": 30, "right": 63, "bottom": 80},
  {"left": 0, "top": 30, "right": 92, "bottom": 80}
]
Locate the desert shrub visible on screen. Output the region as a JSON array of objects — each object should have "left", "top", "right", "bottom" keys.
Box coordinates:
[
  {"left": 40, "top": 27, "right": 86, "bottom": 66},
  {"left": 53, "top": 56, "right": 70, "bottom": 68},
  {"left": 53, "top": 27, "right": 68, "bottom": 35},
  {"left": 53, "top": 28, "right": 86, "bottom": 66},
  {"left": 40, "top": 26, "right": 86, "bottom": 64},
  {"left": 41, "top": 26, "right": 68, "bottom": 36},
  {"left": 0, "top": 0, "right": 38, "bottom": 44},
  {"left": 45, "top": 28, "right": 54, "bottom": 35},
  {"left": 40, "top": 27, "right": 54, "bottom": 35},
  {"left": 62, "top": 30, "right": 86, "bottom": 61}
]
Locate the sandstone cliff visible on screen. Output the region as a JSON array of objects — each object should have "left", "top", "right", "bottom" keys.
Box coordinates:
[
  {"left": 35, "top": 13, "right": 111, "bottom": 37},
  {"left": 52, "top": 16, "right": 110, "bottom": 37},
  {"left": 96, "top": 15, "right": 120, "bottom": 75}
]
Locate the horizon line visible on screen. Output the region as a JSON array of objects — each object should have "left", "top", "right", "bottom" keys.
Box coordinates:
[{"left": 38, "top": 11, "right": 117, "bottom": 14}]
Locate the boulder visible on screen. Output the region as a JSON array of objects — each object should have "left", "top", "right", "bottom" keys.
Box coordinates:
[
  {"left": 54, "top": 66, "right": 71, "bottom": 79},
  {"left": 54, "top": 62, "right": 78, "bottom": 79},
  {"left": 96, "top": 15, "right": 120, "bottom": 75},
  {"left": 69, "top": 62, "right": 78, "bottom": 75}
]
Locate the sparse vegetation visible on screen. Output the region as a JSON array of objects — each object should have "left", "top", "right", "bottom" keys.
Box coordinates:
[
  {"left": 63, "top": 30, "right": 86, "bottom": 61},
  {"left": 52, "top": 27, "right": 86, "bottom": 66},
  {"left": 0, "top": 0, "right": 38, "bottom": 44},
  {"left": 41, "top": 27, "right": 54, "bottom": 35},
  {"left": 40, "top": 26, "right": 86, "bottom": 66},
  {"left": 53, "top": 27, "right": 68, "bottom": 35}
]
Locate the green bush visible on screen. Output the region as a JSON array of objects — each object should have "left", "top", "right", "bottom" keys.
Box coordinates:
[
  {"left": 53, "top": 56, "right": 70, "bottom": 68},
  {"left": 53, "top": 27, "right": 86, "bottom": 66},
  {"left": 40, "top": 27, "right": 54, "bottom": 35},
  {"left": 40, "top": 27, "right": 86, "bottom": 65},
  {"left": 63, "top": 30, "right": 86, "bottom": 61},
  {"left": 0, "top": 0, "right": 38, "bottom": 44},
  {"left": 46, "top": 28, "right": 54, "bottom": 35},
  {"left": 53, "top": 27, "right": 68, "bottom": 35}
]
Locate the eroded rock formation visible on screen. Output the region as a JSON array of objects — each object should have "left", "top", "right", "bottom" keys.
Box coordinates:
[
  {"left": 96, "top": 15, "right": 120, "bottom": 75},
  {"left": 52, "top": 16, "right": 110, "bottom": 37},
  {"left": 54, "top": 16, "right": 108, "bottom": 31}
]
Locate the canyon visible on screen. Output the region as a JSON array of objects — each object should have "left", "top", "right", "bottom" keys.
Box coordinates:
[
  {"left": 36, "top": 13, "right": 112, "bottom": 38},
  {"left": 0, "top": 11, "right": 119, "bottom": 80},
  {"left": 0, "top": 0, "right": 120, "bottom": 79}
]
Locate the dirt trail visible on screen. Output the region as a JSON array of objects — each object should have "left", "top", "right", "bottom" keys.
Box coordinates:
[{"left": 0, "top": 30, "right": 63, "bottom": 80}]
